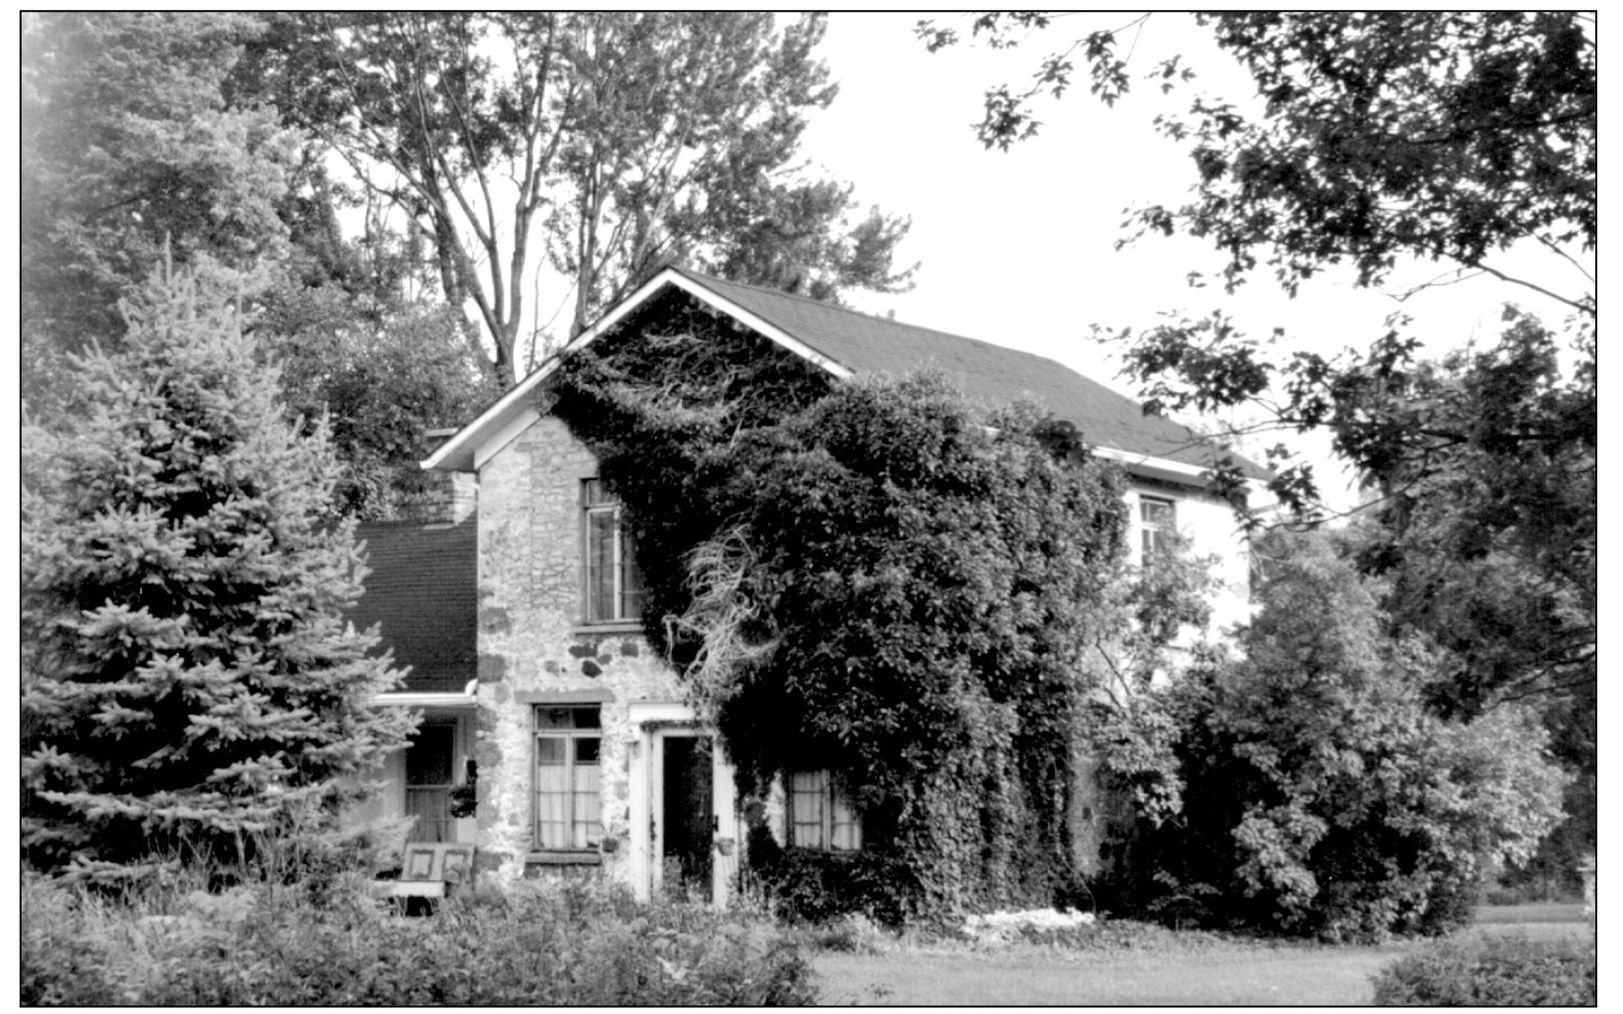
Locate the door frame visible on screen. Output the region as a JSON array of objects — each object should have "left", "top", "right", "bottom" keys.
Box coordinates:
[{"left": 626, "top": 701, "right": 738, "bottom": 906}]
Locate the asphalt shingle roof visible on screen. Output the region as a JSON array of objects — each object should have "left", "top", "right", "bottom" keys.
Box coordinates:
[
  {"left": 666, "top": 266, "right": 1266, "bottom": 478},
  {"left": 349, "top": 521, "right": 477, "bottom": 693}
]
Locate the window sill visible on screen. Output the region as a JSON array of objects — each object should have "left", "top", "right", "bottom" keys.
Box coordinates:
[
  {"left": 572, "top": 620, "right": 644, "bottom": 635},
  {"left": 526, "top": 850, "right": 604, "bottom": 866},
  {"left": 784, "top": 845, "right": 865, "bottom": 857}
]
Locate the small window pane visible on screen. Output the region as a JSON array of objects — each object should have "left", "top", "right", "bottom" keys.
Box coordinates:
[
  {"left": 536, "top": 707, "right": 599, "bottom": 730},
  {"left": 831, "top": 793, "right": 862, "bottom": 852},
  {"left": 406, "top": 725, "right": 454, "bottom": 786},
  {"left": 535, "top": 737, "right": 566, "bottom": 765},
  {"left": 586, "top": 509, "right": 617, "bottom": 621},
  {"left": 790, "top": 771, "right": 827, "bottom": 849},
  {"left": 575, "top": 737, "right": 600, "bottom": 764},
  {"left": 535, "top": 708, "right": 572, "bottom": 731},
  {"left": 621, "top": 534, "right": 646, "bottom": 620},
  {"left": 1140, "top": 498, "right": 1173, "bottom": 525},
  {"left": 573, "top": 762, "right": 602, "bottom": 848}
]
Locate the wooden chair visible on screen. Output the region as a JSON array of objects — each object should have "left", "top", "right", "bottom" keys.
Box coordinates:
[{"left": 390, "top": 842, "right": 476, "bottom": 902}]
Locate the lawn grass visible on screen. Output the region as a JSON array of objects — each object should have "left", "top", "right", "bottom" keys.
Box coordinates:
[
  {"left": 812, "top": 905, "right": 1592, "bottom": 1006},
  {"left": 1475, "top": 902, "right": 1587, "bottom": 927}
]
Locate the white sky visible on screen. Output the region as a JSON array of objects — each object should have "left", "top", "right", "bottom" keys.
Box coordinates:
[{"left": 799, "top": 12, "right": 1593, "bottom": 511}]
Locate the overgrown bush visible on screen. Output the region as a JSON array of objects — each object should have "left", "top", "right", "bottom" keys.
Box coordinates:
[
  {"left": 22, "top": 872, "right": 816, "bottom": 1005},
  {"left": 745, "top": 829, "right": 918, "bottom": 927},
  {"left": 1109, "top": 531, "right": 1568, "bottom": 941},
  {"left": 552, "top": 317, "right": 1144, "bottom": 922},
  {"left": 1370, "top": 935, "right": 1596, "bottom": 1005}
]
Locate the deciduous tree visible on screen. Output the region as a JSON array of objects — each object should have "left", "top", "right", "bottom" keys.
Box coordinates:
[
  {"left": 922, "top": 12, "right": 1593, "bottom": 307},
  {"left": 257, "top": 12, "right": 913, "bottom": 384},
  {"left": 1132, "top": 531, "right": 1567, "bottom": 940},
  {"left": 920, "top": 11, "right": 1594, "bottom": 509}
]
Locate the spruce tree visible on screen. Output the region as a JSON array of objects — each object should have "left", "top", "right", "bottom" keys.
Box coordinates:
[{"left": 21, "top": 262, "right": 413, "bottom": 876}]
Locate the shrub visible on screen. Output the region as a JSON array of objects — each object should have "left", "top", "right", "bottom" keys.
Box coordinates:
[
  {"left": 747, "top": 834, "right": 919, "bottom": 927},
  {"left": 21, "top": 872, "right": 817, "bottom": 1006},
  {"left": 1371, "top": 934, "right": 1596, "bottom": 1006},
  {"left": 1119, "top": 531, "right": 1569, "bottom": 941}
]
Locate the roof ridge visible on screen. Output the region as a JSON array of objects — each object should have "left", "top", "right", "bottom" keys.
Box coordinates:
[{"left": 668, "top": 265, "right": 1087, "bottom": 377}]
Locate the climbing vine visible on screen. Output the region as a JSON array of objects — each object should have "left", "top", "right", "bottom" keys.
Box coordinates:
[{"left": 549, "top": 290, "right": 1209, "bottom": 921}]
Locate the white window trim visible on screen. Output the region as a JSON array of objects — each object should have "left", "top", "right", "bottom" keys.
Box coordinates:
[
  {"left": 533, "top": 707, "right": 603, "bottom": 852},
  {"left": 1138, "top": 494, "right": 1176, "bottom": 567}
]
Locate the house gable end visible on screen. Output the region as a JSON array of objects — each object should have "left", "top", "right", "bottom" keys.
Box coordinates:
[{"left": 423, "top": 268, "right": 849, "bottom": 474}]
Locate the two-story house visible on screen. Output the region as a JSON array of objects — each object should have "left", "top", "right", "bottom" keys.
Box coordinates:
[{"left": 350, "top": 266, "right": 1265, "bottom": 905}]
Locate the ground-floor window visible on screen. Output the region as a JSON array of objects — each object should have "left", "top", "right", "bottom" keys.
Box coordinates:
[
  {"left": 534, "top": 705, "right": 602, "bottom": 850},
  {"left": 788, "top": 770, "right": 862, "bottom": 851}
]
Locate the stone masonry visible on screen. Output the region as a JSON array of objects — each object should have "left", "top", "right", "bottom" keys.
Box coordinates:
[{"left": 475, "top": 414, "right": 686, "bottom": 882}]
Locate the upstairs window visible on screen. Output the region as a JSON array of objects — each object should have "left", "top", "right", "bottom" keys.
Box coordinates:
[
  {"left": 788, "top": 770, "right": 862, "bottom": 851},
  {"left": 583, "top": 479, "right": 645, "bottom": 624},
  {"left": 534, "top": 706, "right": 602, "bottom": 850},
  {"left": 1139, "top": 496, "right": 1176, "bottom": 566}
]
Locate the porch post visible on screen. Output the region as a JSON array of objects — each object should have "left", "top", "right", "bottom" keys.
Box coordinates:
[
  {"left": 626, "top": 729, "right": 651, "bottom": 902},
  {"left": 711, "top": 742, "right": 739, "bottom": 908}
]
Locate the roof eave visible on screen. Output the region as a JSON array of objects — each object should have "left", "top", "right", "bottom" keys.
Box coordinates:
[
  {"left": 374, "top": 679, "right": 480, "bottom": 709},
  {"left": 1093, "top": 445, "right": 1271, "bottom": 493}
]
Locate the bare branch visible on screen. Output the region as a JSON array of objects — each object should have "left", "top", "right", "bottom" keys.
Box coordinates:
[
  {"left": 1535, "top": 234, "right": 1597, "bottom": 286},
  {"left": 1474, "top": 259, "right": 1593, "bottom": 316}
]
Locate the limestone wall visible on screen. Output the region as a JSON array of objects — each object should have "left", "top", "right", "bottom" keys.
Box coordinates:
[{"left": 474, "top": 414, "right": 685, "bottom": 882}]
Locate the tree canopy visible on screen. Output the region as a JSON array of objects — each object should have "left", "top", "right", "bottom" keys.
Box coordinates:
[
  {"left": 919, "top": 11, "right": 1594, "bottom": 504},
  {"left": 21, "top": 12, "right": 299, "bottom": 409},
  {"left": 249, "top": 12, "right": 914, "bottom": 384},
  {"left": 921, "top": 12, "right": 1594, "bottom": 310}
]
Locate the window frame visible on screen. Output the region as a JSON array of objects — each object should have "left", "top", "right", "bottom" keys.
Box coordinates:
[
  {"left": 787, "top": 770, "right": 863, "bottom": 852},
  {"left": 532, "top": 706, "right": 603, "bottom": 852},
  {"left": 1138, "top": 494, "right": 1176, "bottom": 567},
  {"left": 581, "top": 479, "right": 644, "bottom": 625}
]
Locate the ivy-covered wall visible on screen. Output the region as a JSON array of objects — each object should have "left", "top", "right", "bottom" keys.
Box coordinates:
[{"left": 547, "top": 292, "right": 1159, "bottom": 922}]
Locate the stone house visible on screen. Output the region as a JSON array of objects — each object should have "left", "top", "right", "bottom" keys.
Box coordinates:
[{"left": 350, "top": 265, "right": 1264, "bottom": 904}]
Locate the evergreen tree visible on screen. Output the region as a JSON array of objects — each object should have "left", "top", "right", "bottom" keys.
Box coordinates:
[{"left": 21, "top": 262, "right": 413, "bottom": 877}]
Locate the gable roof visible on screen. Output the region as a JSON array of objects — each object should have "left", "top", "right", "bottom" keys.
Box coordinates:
[
  {"left": 425, "top": 266, "right": 1267, "bottom": 483},
  {"left": 350, "top": 520, "right": 478, "bottom": 694}
]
